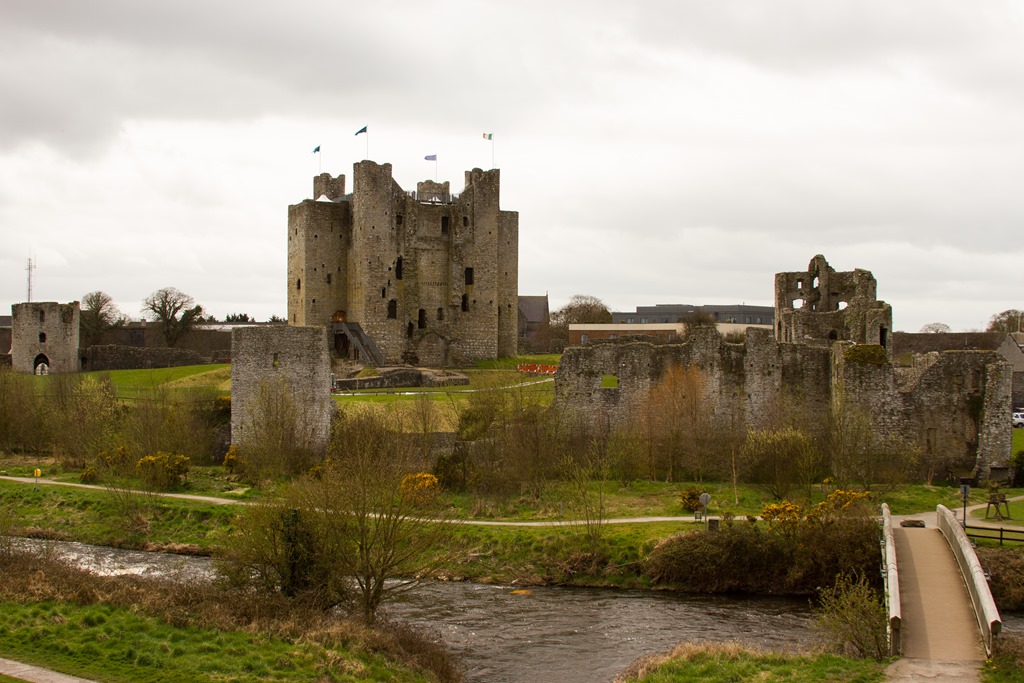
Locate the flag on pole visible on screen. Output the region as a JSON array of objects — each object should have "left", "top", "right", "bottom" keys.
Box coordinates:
[
  {"left": 312, "top": 145, "right": 320, "bottom": 153},
  {"left": 482, "top": 133, "right": 493, "bottom": 140},
  {"left": 355, "top": 126, "right": 368, "bottom": 136},
  {"left": 424, "top": 154, "right": 437, "bottom": 161}
]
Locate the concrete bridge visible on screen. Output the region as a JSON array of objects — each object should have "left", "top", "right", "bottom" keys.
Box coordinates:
[{"left": 882, "top": 504, "right": 1002, "bottom": 682}]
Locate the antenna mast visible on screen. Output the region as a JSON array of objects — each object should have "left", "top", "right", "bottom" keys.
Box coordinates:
[{"left": 26, "top": 257, "right": 36, "bottom": 302}]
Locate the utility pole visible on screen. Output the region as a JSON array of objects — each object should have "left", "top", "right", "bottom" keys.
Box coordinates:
[{"left": 26, "top": 257, "right": 36, "bottom": 302}]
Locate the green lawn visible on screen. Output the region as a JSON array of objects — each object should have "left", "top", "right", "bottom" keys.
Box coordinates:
[
  {"left": 0, "top": 600, "right": 429, "bottom": 683},
  {"left": 617, "top": 643, "right": 885, "bottom": 683},
  {"left": 0, "top": 478, "right": 238, "bottom": 551}
]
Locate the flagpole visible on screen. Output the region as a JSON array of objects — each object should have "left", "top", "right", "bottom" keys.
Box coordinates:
[
  {"left": 434, "top": 157, "right": 438, "bottom": 181},
  {"left": 366, "top": 131, "right": 369, "bottom": 160},
  {"left": 491, "top": 138, "right": 495, "bottom": 169}
]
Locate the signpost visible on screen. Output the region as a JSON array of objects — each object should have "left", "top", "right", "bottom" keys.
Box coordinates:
[
  {"left": 960, "top": 484, "right": 970, "bottom": 527},
  {"left": 699, "top": 492, "right": 711, "bottom": 530}
]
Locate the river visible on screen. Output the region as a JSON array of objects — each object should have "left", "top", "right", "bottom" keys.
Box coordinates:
[{"left": 19, "top": 538, "right": 1019, "bottom": 683}]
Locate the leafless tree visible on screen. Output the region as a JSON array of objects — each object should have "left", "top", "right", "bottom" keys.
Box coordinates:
[
  {"left": 141, "top": 287, "right": 204, "bottom": 347},
  {"left": 80, "top": 290, "right": 127, "bottom": 346},
  {"left": 919, "top": 322, "right": 951, "bottom": 334},
  {"left": 548, "top": 294, "right": 612, "bottom": 350},
  {"left": 299, "top": 410, "right": 461, "bottom": 623}
]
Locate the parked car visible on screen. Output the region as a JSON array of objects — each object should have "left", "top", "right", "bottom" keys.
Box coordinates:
[{"left": 1013, "top": 412, "right": 1024, "bottom": 428}]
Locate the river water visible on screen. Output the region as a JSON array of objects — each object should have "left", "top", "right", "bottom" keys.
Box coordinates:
[{"left": 21, "top": 538, "right": 1021, "bottom": 683}]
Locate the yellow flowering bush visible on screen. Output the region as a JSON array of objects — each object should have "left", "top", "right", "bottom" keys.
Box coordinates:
[
  {"left": 401, "top": 472, "right": 440, "bottom": 506},
  {"left": 808, "top": 489, "right": 871, "bottom": 521},
  {"left": 760, "top": 500, "right": 804, "bottom": 525},
  {"left": 222, "top": 445, "right": 239, "bottom": 473},
  {"left": 136, "top": 452, "right": 190, "bottom": 491}
]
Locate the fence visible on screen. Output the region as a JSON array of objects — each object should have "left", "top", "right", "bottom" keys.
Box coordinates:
[{"left": 964, "top": 524, "right": 1024, "bottom": 547}]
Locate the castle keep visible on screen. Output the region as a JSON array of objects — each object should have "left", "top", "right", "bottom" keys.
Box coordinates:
[{"left": 288, "top": 160, "right": 519, "bottom": 367}]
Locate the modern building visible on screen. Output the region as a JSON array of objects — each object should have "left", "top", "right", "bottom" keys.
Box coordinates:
[{"left": 611, "top": 303, "right": 774, "bottom": 326}]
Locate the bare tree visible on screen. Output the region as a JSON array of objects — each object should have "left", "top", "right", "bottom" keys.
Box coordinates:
[
  {"left": 141, "top": 287, "right": 204, "bottom": 347},
  {"left": 548, "top": 294, "right": 612, "bottom": 350},
  {"left": 641, "top": 363, "right": 714, "bottom": 482},
  {"left": 742, "top": 427, "right": 816, "bottom": 500},
  {"left": 919, "top": 322, "right": 951, "bottom": 334},
  {"left": 300, "top": 410, "right": 461, "bottom": 624},
  {"left": 80, "top": 290, "right": 127, "bottom": 346},
  {"left": 236, "top": 376, "right": 320, "bottom": 480}
]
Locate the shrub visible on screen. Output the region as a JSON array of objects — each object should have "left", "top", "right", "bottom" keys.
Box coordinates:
[
  {"left": 136, "top": 452, "right": 190, "bottom": 491},
  {"left": 843, "top": 344, "right": 888, "bottom": 366},
  {"left": 646, "top": 503, "right": 881, "bottom": 595},
  {"left": 433, "top": 450, "right": 470, "bottom": 492},
  {"left": 679, "top": 486, "right": 703, "bottom": 513},
  {"left": 222, "top": 445, "right": 239, "bottom": 472},
  {"left": 813, "top": 573, "right": 887, "bottom": 660},
  {"left": 401, "top": 472, "right": 440, "bottom": 506}
]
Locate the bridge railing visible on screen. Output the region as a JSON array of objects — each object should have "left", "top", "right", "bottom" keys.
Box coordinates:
[
  {"left": 936, "top": 504, "right": 1002, "bottom": 656},
  {"left": 880, "top": 503, "right": 901, "bottom": 656}
]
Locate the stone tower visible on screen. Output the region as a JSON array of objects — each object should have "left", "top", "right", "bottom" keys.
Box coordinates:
[
  {"left": 287, "top": 160, "right": 519, "bottom": 367},
  {"left": 774, "top": 254, "right": 892, "bottom": 352},
  {"left": 11, "top": 301, "right": 81, "bottom": 374}
]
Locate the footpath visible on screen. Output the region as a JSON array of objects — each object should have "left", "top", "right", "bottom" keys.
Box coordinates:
[{"left": 0, "top": 658, "right": 96, "bottom": 683}]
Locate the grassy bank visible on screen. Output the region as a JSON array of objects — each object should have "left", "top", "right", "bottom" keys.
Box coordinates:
[
  {"left": 614, "top": 642, "right": 886, "bottom": 683},
  {"left": 0, "top": 478, "right": 236, "bottom": 551},
  {"left": 0, "top": 550, "right": 453, "bottom": 683},
  {"left": 446, "top": 522, "right": 682, "bottom": 587}
]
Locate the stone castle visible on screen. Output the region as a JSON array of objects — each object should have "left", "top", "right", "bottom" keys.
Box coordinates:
[
  {"left": 287, "top": 160, "right": 519, "bottom": 367},
  {"left": 554, "top": 255, "right": 1011, "bottom": 480}
]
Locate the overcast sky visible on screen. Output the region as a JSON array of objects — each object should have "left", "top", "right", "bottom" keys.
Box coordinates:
[{"left": 2, "top": 1, "right": 1023, "bottom": 332}]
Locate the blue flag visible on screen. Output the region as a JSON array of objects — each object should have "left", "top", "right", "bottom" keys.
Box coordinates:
[
  {"left": 312, "top": 145, "right": 320, "bottom": 153},
  {"left": 424, "top": 154, "right": 437, "bottom": 161},
  {"left": 355, "top": 126, "right": 367, "bottom": 136}
]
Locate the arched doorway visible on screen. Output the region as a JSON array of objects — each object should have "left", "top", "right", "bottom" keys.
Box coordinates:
[{"left": 33, "top": 353, "right": 50, "bottom": 375}]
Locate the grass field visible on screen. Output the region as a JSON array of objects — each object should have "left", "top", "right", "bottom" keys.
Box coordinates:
[
  {"left": 616, "top": 643, "right": 886, "bottom": 683},
  {"left": 0, "top": 600, "right": 430, "bottom": 683}
]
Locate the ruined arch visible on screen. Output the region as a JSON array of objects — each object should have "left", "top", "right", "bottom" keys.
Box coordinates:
[{"left": 33, "top": 354, "right": 50, "bottom": 375}]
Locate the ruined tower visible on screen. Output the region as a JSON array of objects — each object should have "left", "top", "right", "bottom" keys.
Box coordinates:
[
  {"left": 11, "top": 301, "right": 80, "bottom": 374},
  {"left": 774, "top": 254, "right": 892, "bottom": 352},
  {"left": 287, "top": 160, "right": 519, "bottom": 367}
]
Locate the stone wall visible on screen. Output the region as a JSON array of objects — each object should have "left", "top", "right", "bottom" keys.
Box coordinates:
[
  {"left": 11, "top": 302, "right": 80, "bottom": 374},
  {"left": 81, "top": 345, "right": 207, "bottom": 371},
  {"left": 554, "top": 329, "right": 1012, "bottom": 480},
  {"left": 230, "top": 325, "right": 332, "bottom": 453}
]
